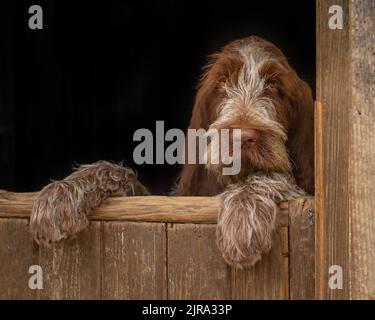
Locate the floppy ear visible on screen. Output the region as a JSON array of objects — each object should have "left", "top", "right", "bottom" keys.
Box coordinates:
[
  {"left": 176, "top": 62, "right": 225, "bottom": 196},
  {"left": 186, "top": 44, "right": 241, "bottom": 130},
  {"left": 287, "top": 78, "right": 315, "bottom": 195}
]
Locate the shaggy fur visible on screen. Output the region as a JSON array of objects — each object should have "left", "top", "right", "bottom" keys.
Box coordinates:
[
  {"left": 177, "top": 36, "right": 314, "bottom": 195},
  {"left": 174, "top": 36, "right": 314, "bottom": 266},
  {"left": 30, "top": 36, "right": 314, "bottom": 267},
  {"left": 30, "top": 161, "right": 148, "bottom": 244},
  {"left": 217, "top": 173, "right": 305, "bottom": 267}
]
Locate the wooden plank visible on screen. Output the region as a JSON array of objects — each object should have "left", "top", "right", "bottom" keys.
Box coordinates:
[
  {"left": 0, "top": 190, "right": 290, "bottom": 226},
  {"left": 315, "top": 100, "right": 325, "bottom": 299},
  {"left": 39, "top": 222, "right": 101, "bottom": 300},
  {"left": 167, "top": 223, "right": 231, "bottom": 299},
  {"left": 0, "top": 197, "right": 315, "bottom": 300},
  {"left": 0, "top": 191, "right": 218, "bottom": 222},
  {"left": 0, "top": 190, "right": 36, "bottom": 218},
  {"left": 233, "top": 226, "right": 289, "bottom": 300},
  {"left": 316, "top": 0, "right": 351, "bottom": 299},
  {"left": 349, "top": 0, "right": 375, "bottom": 300},
  {"left": 0, "top": 218, "right": 39, "bottom": 299},
  {"left": 289, "top": 198, "right": 315, "bottom": 300},
  {"left": 102, "top": 221, "right": 167, "bottom": 299},
  {"left": 93, "top": 197, "right": 220, "bottom": 223}
]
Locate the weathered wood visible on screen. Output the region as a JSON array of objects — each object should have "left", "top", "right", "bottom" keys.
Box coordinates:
[
  {"left": 316, "top": 0, "right": 351, "bottom": 299},
  {"left": 0, "top": 195, "right": 314, "bottom": 300},
  {"left": 349, "top": 0, "right": 375, "bottom": 300},
  {"left": 0, "top": 191, "right": 290, "bottom": 225},
  {"left": 39, "top": 222, "right": 101, "bottom": 300},
  {"left": 289, "top": 198, "right": 315, "bottom": 300},
  {"left": 167, "top": 223, "right": 231, "bottom": 299},
  {"left": 317, "top": 0, "right": 375, "bottom": 300},
  {"left": 0, "top": 218, "right": 39, "bottom": 299},
  {"left": 314, "top": 100, "right": 325, "bottom": 299},
  {"left": 102, "top": 222, "right": 167, "bottom": 299},
  {"left": 233, "top": 226, "right": 289, "bottom": 300}
]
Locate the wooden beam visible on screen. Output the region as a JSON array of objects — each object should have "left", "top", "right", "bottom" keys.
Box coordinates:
[
  {"left": 317, "top": 0, "right": 375, "bottom": 299},
  {"left": 0, "top": 190, "right": 295, "bottom": 225},
  {"left": 316, "top": 0, "right": 351, "bottom": 299},
  {"left": 349, "top": 0, "right": 375, "bottom": 300}
]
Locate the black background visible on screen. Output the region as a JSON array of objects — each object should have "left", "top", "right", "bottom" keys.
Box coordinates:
[{"left": 0, "top": 0, "right": 315, "bottom": 194}]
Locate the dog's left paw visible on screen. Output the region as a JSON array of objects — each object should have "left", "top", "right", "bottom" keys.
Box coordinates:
[{"left": 216, "top": 184, "right": 279, "bottom": 268}]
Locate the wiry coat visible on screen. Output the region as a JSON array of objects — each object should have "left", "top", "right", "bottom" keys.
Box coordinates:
[{"left": 30, "top": 36, "right": 314, "bottom": 268}]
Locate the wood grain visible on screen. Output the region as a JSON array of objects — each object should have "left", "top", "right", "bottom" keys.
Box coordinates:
[
  {"left": 233, "top": 226, "right": 289, "bottom": 300},
  {"left": 349, "top": 0, "right": 375, "bottom": 300},
  {"left": 289, "top": 198, "right": 315, "bottom": 300},
  {"left": 0, "top": 190, "right": 313, "bottom": 299},
  {"left": 0, "top": 218, "right": 39, "bottom": 299},
  {"left": 314, "top": 100, "right": 325, "bottom": 299},
  {"left": 102, "top": 221, "right": 167, "bottom": 299},
  {"left": 316, "top": 0, "right": 351, "bottom": 299},
  {"left": 0, "top": 191, "right": 290, "bottom": 225},
  {"left": 167, "top": 223, "right": 231, "bottom": 299},
  {"left": 39, "top": 222, "right": 101, "bottom": 300}
]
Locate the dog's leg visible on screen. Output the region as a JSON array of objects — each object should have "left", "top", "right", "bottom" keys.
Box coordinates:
[
  {"left": 217, "top": 173, "right": 305, "bottom": 268},
  {"left": 30, "top": 161, "right": 148, "bottom": 244}
]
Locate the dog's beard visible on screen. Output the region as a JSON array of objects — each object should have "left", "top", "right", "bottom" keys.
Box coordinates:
[
  {"left": 205, "top": 130, "right": 291, "bottom": 185},
  {"left": 204, "top": 84, "right": 292, "bottom": 184},
  {"left": 240, "top": 133, "right": 291, "bottom": 172}
]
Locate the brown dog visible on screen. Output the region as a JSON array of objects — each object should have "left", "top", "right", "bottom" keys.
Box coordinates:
[{"left": 30, "top": 36, "right": 314, "bottom": 268}]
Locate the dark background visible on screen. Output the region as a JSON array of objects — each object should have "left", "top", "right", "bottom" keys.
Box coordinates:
[{"left": 0, "top": 0, "right": 315, "bottom": 194}]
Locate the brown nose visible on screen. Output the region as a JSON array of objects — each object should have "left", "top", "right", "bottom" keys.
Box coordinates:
[{"left": 240, "top": 128, "right": 260, "bottom": 143}]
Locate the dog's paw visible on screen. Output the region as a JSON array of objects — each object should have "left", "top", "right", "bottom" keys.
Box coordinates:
[
  {"left": 216, "top": 186, "right": 278, "bottom": 268},
  {"left": 217, "top": 225, "right": 262, "bottom": 268},
  {"left": 30, "top": 180, "right": 92, "bottom": 244}
]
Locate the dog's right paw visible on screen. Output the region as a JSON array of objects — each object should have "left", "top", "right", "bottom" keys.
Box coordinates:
[{"left": 30, "top": 180, "right": 91, "bottom": 244}]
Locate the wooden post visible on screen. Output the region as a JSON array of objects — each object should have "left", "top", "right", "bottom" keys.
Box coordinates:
[
  {"left": 316, "top": 0, "right": 375, "bottom": 299},
  {"left": 348, "top": 0, "right": 375, "bottom": 300},
  {"left": 289, "top": 198, "right": 315, "bottom": 300}
]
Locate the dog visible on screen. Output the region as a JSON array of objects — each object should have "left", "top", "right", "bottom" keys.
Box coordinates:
[{"left": 30, "top": 36, "right": 314, "bottom": 268}]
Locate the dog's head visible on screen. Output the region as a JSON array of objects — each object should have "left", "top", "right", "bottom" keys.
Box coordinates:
[{"left": 188, "top": 36, "right": 314, "bottom": 193}]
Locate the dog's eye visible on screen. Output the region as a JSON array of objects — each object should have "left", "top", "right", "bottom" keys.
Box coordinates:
[{"left": 265, "top": 80, "right": 279, "bottom": 96}]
